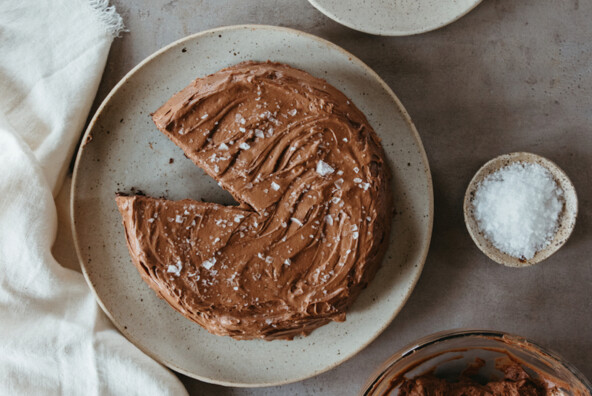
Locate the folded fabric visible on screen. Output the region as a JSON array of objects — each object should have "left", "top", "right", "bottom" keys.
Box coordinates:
[{"left": 0, "top": 1, "right": 188, "bottom": 394}]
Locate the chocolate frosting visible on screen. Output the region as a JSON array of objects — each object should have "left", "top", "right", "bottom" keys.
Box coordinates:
[
  {"left": 395, "top": 360, "right": 561, "bottom": 396},
  {"left": 116, "top": 61, "right": 392, "bottom": 340}
]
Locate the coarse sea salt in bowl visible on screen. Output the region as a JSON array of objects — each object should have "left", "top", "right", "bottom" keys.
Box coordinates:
[{"left": 464, "top": 152, "right": 577, "bottom": 267}]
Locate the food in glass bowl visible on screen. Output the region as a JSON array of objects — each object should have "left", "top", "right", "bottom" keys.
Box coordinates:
[{"left": 361, "top": 330, "right": 591, "bottom": 396}]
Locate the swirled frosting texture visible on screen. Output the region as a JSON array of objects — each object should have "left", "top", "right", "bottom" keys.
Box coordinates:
[{"left": 117, "top": 61, "right": 392, "bottom": 340}]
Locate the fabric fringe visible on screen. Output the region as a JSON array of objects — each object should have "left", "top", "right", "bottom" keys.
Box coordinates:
[{"left": 87, "top": 0, "right": 127, "bottom": 38}]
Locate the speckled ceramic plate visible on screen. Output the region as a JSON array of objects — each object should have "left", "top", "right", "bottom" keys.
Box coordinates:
[
  {"left": 71, "top": 25, "right": 433, "bottom": 387},
  {"left": 308, "top": 0, "right": 483, "bottom": 36}
]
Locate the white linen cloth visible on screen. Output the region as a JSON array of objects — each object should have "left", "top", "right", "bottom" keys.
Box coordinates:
[{"left": 0, "top": 1, "right": 189, "bottom": 394}]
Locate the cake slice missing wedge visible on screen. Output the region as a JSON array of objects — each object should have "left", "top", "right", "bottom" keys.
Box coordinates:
[{"left": 116, "top": 61, "right": 392, "bottom": 340}]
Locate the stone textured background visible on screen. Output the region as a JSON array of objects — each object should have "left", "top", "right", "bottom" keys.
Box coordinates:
[{"left": 83, "top": 0, "right": 592, "bottom": 394}]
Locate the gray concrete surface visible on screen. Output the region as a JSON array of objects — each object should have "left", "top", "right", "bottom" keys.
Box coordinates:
[{"left": 86, "top": 0, "right": 592, "bottom": 394}]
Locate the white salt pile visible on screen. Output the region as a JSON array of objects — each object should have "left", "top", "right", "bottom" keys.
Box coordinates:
[{"left": 472, "top": 162, "right": 564, "bottom": 260}]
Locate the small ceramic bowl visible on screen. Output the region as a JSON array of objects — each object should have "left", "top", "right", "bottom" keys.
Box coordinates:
[
  {"left": 360, "top": 329, "right": 592, "bottom": 396},
  {"left": 463, "top": 152, "right": 577, "bottom": 267}
]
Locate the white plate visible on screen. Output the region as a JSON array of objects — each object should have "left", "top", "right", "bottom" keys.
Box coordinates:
[
  {"left": 308, "top": 0, "right": 483, "bottom": 36},
  {"left": 71, "top": 25, "right": 433, "bottom": 387}
]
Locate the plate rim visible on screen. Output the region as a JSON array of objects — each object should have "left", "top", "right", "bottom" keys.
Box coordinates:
[
  {"left": 71, "top": 24, "right": 434, "bottom": 387},
  {"left": 307, "top": 0, "right": 483, "bottom": 36}
]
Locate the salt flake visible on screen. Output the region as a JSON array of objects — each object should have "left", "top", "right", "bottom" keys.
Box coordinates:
[
  {"left": 167, "top": 260, "right": 183, "bottom": 276},
  {"left": 202, "top": 257, "right": 217, "bottom": 270},
  {"left": 316, "top": 160, "right": 335, "bottom": 176}
]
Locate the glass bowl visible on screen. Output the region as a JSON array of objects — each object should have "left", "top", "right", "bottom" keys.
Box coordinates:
[{"left": 361, "top": 329, "right": 591, "bottom": 395}]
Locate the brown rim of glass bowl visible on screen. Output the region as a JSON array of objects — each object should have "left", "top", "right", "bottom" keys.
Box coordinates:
[{"left": 463, "top": 152, "right": 578, "bottom": 267}]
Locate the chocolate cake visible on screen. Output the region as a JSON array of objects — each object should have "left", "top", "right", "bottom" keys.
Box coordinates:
[{"left": 116, "top": 61, "right": 392, "bottom": 340}]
